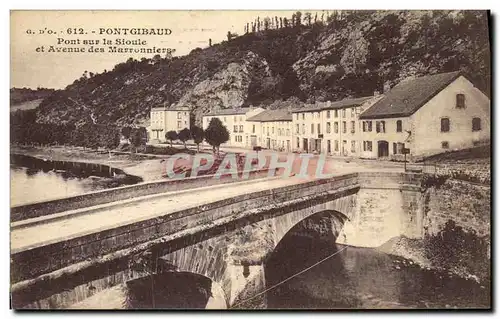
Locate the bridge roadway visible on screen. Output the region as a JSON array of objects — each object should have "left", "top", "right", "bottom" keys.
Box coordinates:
[{"left": 11, "top": 176, "right": 316, "bottom": 254}]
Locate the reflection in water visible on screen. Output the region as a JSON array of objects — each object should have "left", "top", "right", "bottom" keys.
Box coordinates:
[
  {"left": 265, "top": 220, "right": 490, "bottom": 309},
  {"left": 10, "top": 154, "right": 142, "bottom": 206},
  {"left": 125, "top": 272, "right": 213, "bottom": 309}
]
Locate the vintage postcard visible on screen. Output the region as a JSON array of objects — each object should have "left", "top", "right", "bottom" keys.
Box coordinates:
[{"left": 10, "top": 10, "right": 491, "bottom": 310}]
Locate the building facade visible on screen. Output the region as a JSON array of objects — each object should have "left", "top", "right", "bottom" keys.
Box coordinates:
[
  {"left": 292, "top": 96, "right": 382, "bottom": 155},
  {"left": 202, "top": 107, "right": 265, "bottom": 148},
  {"left": 147, "top": 105, "right": 190, "bottom": 143},
  {"left": 246, "top": 109, "right": 293, "bottom": 152},
  {"left": 359, "top": 72, "right": 490, "bottom": 160}
]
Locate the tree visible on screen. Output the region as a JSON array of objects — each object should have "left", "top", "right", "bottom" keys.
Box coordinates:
[
  {"left": 131, "top": 127, "right": 147, "bottom": 153},
  {"left": 104, "top": 128, "right": 120, "bottom": 157},
  {"left": 304, "top": 12, "right": 312, "bottom": 26},
  {"left": 264, "top": 17, "right": 271, "bottom": 30},
  {"left": 191, "top": 125, "right": 204, "bottom": 152},
  {"left": 121, "top": 126, "right": 132, "bottom": 140},
  {"left": 166, "top": 130, "right": 178, "bottom": 147},
  {"left": 295, "top": 11, "right": 302, "bottom": 26},
  {"left": 204, "top": 118, "right": 229, "bottom": 155},
  {"left": 177, "top": 128, "right": 191, "bottom": 149}
]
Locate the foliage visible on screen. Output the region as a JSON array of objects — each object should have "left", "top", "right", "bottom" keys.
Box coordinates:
[
  {"left": 424, "top": 220, "right": 490, "bottom": 283},
  {"left": 204, "top": 118, "right": 230, "bottom": 154},
  {"left": 191, "top": 125, "right": 204, "bottom": 152},
  {"left": 131, "top": 127, "right": 147, "bottom": 152},
  {"left": 165, "top": 130, "right": 178, "bottom": 147},
  {"left": 10, "top": 87, "right": 55, "bottom": 105},
  {"left": 177, "top": 128, "right": 191, "bottom": 148}
]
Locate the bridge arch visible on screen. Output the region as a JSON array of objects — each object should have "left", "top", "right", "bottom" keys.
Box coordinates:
[{"left": 125, "top": 271, "right": 227, "bottom": 309}]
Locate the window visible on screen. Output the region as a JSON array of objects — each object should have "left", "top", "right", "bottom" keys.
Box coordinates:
[
  {"left": 441, "top": 118, "right": 450, "bottom": 132},
  {"left": 351, "top": 121, "right": 355, "bottom": 133},
  {"left": 442, "top": 141, "right": 449, "bottom": 149},
  {"left": 177, "top": 121, "right": 182, "bottom": 129},
  {"left": 239, "top": 125, "right": 244, "bottom": 133},
  {"left": 334, "top": 140, "right": 339, "bottom": 152},
  {"left": 177, "top": 112, "right": 181, "bottom": 119},
  {"left": 296, "top": 124, "right": 300, "bottom": 134},
  {"left": 295, "top": 114, "right": 299, "bottom": 120},
  {"left": 351, "top": 108, "right": 355, "bottom": 117},
  {"left": 327, "top": 140, "right": 331, "bottom": 153},
  {"left": 296, "top": 137, "right": 300, "bottom": 148},
  {"left": 396, "top": 120, "right": 402, "bottom": 132},
  {"left": 302, "top": 113, "right": 305, "bottom": 120},
  {"left": 472, "top": 118, "right": 481, "bottom": 131},
  {"left": 326, "top": 122, "right": 331, "bottom": 133},
  {"left": 342, "top": 121, "right": 347, "bottom": 133},
  {"left": 252, "top": 125, "right": 256, "bottom": 133},
  {"left": 272, "top": 127, "right": 274, "bottom": 134},
  {"left": 334, "top": 110, "right": 338, "bottom": 118},
  {"left": 234, "top": 116, "right": 237, "bottom": 122},
  {"left": 302, "top": 124, "right": 305, "bottom": 134},
  {"left": 233, "top": 125, "right": 238, "bottom": 133},
  {"left": 342, "top": 109, "right": 346, "bottom": 118},
  {"left": 351, "top": 141, "right": 356, "bottom": 153},
  {"left": 363, "top": 141, "right": 373, "bottom": 152},
  {"left": 376, "top": 121, "right": 386, "bottom": 133},
  {"left": 393, "top": 142, "right": 397, "bottom": 155},
  {"left": 326, "top": 110, "right": 331, "bottom": 119},
  {"left": 363, "top": 121, "right": 366, "bottom": 132},
  {"left": 240, "top": 116, "right": 243, "bottom": 122},
  {"left": 456, "top": 94, "right": 465, "bottom": 108},
  {"left": 367, "top": 121, "right": 372, "bottom": 132},
  {"left": 334, "top": 122, "right": 339, "bottom": 133},
  {"left": 311, "top": 124, "right": 314, "bottom": 134},
  {"left": 317, "top": 123, "right": 321, "bottom": 134}
]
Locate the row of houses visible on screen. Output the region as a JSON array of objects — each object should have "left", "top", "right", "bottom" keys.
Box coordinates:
[{"left": 149, "top": 71, "right": 490, "bottom": 161}]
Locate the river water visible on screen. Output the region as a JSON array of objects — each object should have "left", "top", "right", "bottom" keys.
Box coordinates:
[
  {"left": 10, "top": 154, "right": 142, "bottom": 206},
  {"left": 265, "top": 231, "right": 490, "bottom": 309}
]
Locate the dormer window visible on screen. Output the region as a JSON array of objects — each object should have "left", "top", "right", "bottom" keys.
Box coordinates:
[{"left": 456, "top": 94, "right": 466, "bottom": 108}]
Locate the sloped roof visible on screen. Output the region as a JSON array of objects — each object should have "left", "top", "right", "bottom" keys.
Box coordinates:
[
  {"left": 292, "top": 96, "right": 373, "bottom": 113},
  {"left": 151, "top": 106, "right": 190, "bottom": 112},
  {"left": 204, "top": 108, "right": 251, "bottom": 116},
  {"left": 247, "top": 109, "right": 293, "bottom": 122},
  {"left": 359, "top": 71, "right": 462, "bottom": 119}
]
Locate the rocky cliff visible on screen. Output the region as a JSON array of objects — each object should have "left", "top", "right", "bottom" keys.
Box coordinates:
[{"left": 35, "top": 10, "right": 489, "bottom": 126}]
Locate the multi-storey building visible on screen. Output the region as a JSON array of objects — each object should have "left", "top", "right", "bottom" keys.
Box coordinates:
[
  {"left": 246, "top": 109, "right": 293, "bottom": 152},
  {"left": 292, "top": 96, "right": 381, "bottom": 155},
  {"left": 359, "top": 71, "right": 490, "bottom": 160},
  {"left": 147, "top": 105, "right": 190, "bottom": 143},
  {"left": 202, "top": 107, "right": 265, "bottom": 148}
]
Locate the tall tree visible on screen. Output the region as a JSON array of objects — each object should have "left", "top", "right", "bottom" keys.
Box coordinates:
[
  {"left": 177, "top": 128, "right": 191, "bottom": 149},
  {"left": 131, "top": 127, "right": 147, "bottom": 153},
  {"left": 191, "top": 125, "right": 204, "bottom": 153},
  {"left": 166, "top": 130, "right": 178, "bottom": 147},
  {"left": 204, "top": 118, "right": 229, "bottom": 155}
]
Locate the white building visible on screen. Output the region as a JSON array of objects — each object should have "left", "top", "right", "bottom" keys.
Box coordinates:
[
  {"left": 358, "top": 71, "right": 490, "bottom": 160},
  {"left": 292, "top": 96, "right": 381, "bottom": 155},
  {"left": 147, "top": 105, "right": 190, "bottom": 143},
  {"left": 202, "top": 107, "right": 265, "bottom": 148},
  {"left": 246, "top": 109, "right": 293, "bottom": 151}
]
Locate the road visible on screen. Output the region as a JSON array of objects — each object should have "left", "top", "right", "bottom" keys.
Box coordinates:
[{"left": 11, "top": 176, "right": 314, "bottom": 253}]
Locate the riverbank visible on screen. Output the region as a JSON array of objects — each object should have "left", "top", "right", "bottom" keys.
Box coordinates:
[{"left": 11, "top": 145, "right": 169, "bottom": 182}]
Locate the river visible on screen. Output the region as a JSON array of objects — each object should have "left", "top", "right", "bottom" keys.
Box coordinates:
[
  {"left": 10, "top": 154, "right": 142, "bottom": 206},
  {"left": 265, "top": 230, "right": 490, "bottom": 309}
]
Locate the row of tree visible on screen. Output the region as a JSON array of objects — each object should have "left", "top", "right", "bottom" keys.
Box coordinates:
[
  {"left": 240, "top": 10, "right": 347, "bottom": 35},
  {"left": 11, "top": 110, "right": 147, "bottom": 152},
  {"left": 164, "top": 118, "right": 230, "bottom": 154}
]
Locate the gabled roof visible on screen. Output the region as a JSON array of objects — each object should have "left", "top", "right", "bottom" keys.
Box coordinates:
[
  {"left": 204, "top": 108, "right": 251, "bottom": 116},
  {"left": 359, "top": 71, "right": 462, "bottom": 119},
  {"left": 292, "top": 96, "right": 373, "bottom": 113},
  {"left": 247, "top": 109, "right": 293, "bottom": 122}
]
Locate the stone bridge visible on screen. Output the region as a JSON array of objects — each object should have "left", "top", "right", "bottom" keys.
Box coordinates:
[{"left": 10, "top": 172, "right": 423, "bottom": 309}]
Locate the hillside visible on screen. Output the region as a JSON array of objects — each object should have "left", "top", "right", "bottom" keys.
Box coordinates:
[
  {"left": 10, "top": 88, "right": 55, "bottom": 107},
  {"left": 35, "top": 10, "right": 490, "bottom": 127}
]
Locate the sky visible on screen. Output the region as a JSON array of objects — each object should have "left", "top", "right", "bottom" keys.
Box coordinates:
[{"left": 10, "top": 10, "right": 325, "bottom": 89}]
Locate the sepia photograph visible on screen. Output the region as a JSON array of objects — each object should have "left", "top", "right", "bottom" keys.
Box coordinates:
[{"left": 9, "top": 9, "right": 491, "bottom": 310}]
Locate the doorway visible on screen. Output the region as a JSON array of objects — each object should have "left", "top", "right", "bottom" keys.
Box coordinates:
[{"left": 377, "top": 140, "right": 389, "bottom": 158}]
